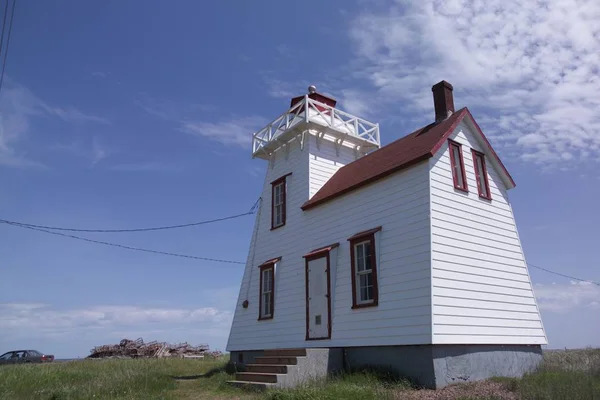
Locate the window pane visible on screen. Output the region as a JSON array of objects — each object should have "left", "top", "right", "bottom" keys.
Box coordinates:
[
  {"left": 263, "top": 293, "right": 271, "bottom": 316},
  {"left": 263, "top": 269, "right": 273, "bottom": 293},
  {"left": 453, "top": 146, "right": 464, "bottom": 187},
  {"left": 360, "top": 283, "right": 369, "bottom": 302},
  {"left": 476, "top": 157, "right": 488, "bottom": 196},
  {"left": 359, "top": 272, "right": 373, "bottom": 302},
  {"left": 275, "top": 204, "right": 283, "bottom": 225},
  {"left": 274, "top": 183, "right": 284, "bottom": 206},
  {"left": 364, "top": 242, "right": 372, "bottom": 270}
]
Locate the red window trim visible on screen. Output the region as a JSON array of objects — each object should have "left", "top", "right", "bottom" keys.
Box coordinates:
[
  {"left": 302, "top": 243, "right": 339, "bottom": 259},
  {"left": 348, "top": 227, "right": 381, "bottom": 309},
  {"left": 472, "top": 149, "right": 492, "bottom": 200},
  {"left": 271, "top": 173, "right": 291, "bottom": 230},
  {"left": 258, "top": 257, "right": 280, "bottom": 321},
  {"left": 448, "top": 139, "right": 468, "bottom": 193},
  {"left": 303, "top": 244, "right": 336, "bottom": 341}
]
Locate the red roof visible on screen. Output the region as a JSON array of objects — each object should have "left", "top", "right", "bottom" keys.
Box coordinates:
[{"left": 301, "top": 108, "right": 514, "bottom": 211}]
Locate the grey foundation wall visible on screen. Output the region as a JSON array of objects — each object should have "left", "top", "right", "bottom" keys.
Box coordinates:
[
  {"left": 345, "top": 344, "right": 543, "bottom": 389},
  {"left": 432, "top": 344, "right": 543, "bottom": 388}
]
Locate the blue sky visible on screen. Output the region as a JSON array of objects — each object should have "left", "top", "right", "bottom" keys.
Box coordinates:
[{"left": 1, "top": 0, "right": 599, "bottom": 358}]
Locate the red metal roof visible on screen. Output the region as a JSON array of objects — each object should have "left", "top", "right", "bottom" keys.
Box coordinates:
[{"left": 301, "top": 108, "right": 514, "bottom": 211}]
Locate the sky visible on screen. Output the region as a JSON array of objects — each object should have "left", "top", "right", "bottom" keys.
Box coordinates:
[{"left": 0, "top": 0, "right": 599, "bottom": 358}]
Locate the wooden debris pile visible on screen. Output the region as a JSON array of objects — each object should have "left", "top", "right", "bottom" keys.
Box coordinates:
[{"left": 87, "top": 338, "right": 210, "bottom": 359}]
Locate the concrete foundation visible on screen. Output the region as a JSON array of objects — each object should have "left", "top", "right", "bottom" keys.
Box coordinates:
[{"left": 345, "top": 344, "right": 543, "bottom": 389}]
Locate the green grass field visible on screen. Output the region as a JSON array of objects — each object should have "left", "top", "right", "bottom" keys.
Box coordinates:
[{"left": 0, "top": 349, "right": 598, "bottom": 400}]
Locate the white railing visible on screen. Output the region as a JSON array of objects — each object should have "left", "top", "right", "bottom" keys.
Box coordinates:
[{"left": 252, "top": 96, "right": 380, "bottom": 156}]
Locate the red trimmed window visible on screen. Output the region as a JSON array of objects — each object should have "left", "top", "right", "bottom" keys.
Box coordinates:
[
  {"left": 271, "top": 174, "right": 289, "bottom": 230},
  {"left": 258, "top": 262, "right": 275, "bottom": 320},
  {"left": 472, "top": 150, "right": 492, "bottom": 200},
  {"left": 448, "top": 140, "right": 468, "bottom": 192},
  {"left": 348, "top": 227, "right": 381, "bottom": 309}
]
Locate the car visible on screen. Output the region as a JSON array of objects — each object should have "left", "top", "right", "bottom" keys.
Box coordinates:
[{"left": 0, "top": 350, "right": 55, "bottom": 365}]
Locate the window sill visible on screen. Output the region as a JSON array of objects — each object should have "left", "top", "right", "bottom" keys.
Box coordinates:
[
  {"left": 453, "top": 186, "right": 469, "bottom": 194},
  {"left": 270, "top": 224, "right": 285, "bottom": 231},
  {"left": 478, "top": 194, "right": 492, "bottom": 201},
  {"left": 351, "top": 302, "right": 378, "bottom": 310},
  {"left": 257, "top": 316, "right": 274, "bottom": 321}
]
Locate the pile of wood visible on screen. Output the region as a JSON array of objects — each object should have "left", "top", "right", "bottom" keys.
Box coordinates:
[{"left": 87, "top": 338, "right": 210, "bottom": 359}]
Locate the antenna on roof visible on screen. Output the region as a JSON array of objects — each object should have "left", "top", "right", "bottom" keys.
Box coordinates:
[{"left": 308, "top": 85, "right": 317, "bottom": 94}]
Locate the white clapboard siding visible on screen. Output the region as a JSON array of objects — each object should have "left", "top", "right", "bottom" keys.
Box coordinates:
[
  {"left": 227, "top": 133, "right": 432, "bottom": 351},
  {"left": 309, "top": 135, "right": 356, "bottom": 198},
  {"left": 429, "top": 121, "right": 547, "bottom": 345}
]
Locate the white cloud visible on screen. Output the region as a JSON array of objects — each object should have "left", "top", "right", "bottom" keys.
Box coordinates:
[
  {"left": 0, "top": 303, "right": 233, "bottom": 336},
  {"left": 180, "top": 116, "right": 266, "bottom": 147},
  {"left": 347, "top": 0, "right": 600, "bottom": 166},
  {"left": 51, "top": 136, "right": 113, "bottom": 165},
  {"left": 534, "top": 281, "right": 600, "bottom": 312},
  {"left": 136, "top": 93, "right": 257, "bottom": 147},
  {"left": 0, "top": 81, "right": 109, "bottom": 168},
  {"left": 263, "top": 77, "right": 304, "bottom": 99}
]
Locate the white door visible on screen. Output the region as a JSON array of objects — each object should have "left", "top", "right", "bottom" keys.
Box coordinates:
[{"left": 306, "top": 255, "right": 330, "bottom": 340}]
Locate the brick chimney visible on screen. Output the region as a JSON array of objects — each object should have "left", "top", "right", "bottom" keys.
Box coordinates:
[{"left": 432, "top": 81, "right": 454, "bottom": 121}]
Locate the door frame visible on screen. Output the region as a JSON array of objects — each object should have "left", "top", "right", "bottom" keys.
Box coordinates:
[{"left": 304, "top": 251, "right": 332, "bottom": 341}]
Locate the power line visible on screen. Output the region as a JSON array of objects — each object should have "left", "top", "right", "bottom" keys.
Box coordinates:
[
  {"left": 0, "top": 198, "right": 261, "bottom": 233},
  {"left": 0, "top": 0, "right": 9, "bottom": 56},
  {"left": 0, "top": 220, "right": 245, "bottom": 264},
  {"left": 528, "top": 263, "right": 599, "bottom": 286},
  {"left": 0, "top": 0, "right": 15, "bottom": 94}
]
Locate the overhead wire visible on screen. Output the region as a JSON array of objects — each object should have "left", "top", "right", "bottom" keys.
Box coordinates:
[
  {"left": 0, "top": 0, "right": 14, "bottom": 94},
  {"left": 1, "top": 220, "right": 245, "bottom": 264},
  {"left": 0, "top": 198, "right": 260, "bottom": 264},
  {"left": 0, "top": 198, "right": 261, "bottom": 233},
  {"left": 0, "top": 0, "right": 9, "bottom": 56},
  {"left": 1, "top": 197, "right": 597, "bottom": 279},
  {"left": 527, "top": 263, "right": 599, "bottom": 286}
]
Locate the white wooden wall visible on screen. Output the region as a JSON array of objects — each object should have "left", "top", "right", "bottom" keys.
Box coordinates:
[
  {"left": 429, "top": 121, "right": 547, "bottom": 345},
  {"left": 308, "top": 134, "right": 356, "bottom": 199},
  {"left": 227, "top": 133, "right": 432, "bottom": 351}
]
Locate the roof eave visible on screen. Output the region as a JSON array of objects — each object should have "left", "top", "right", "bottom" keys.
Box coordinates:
[
  {"left": 301, "top": 153, "right": 433, "bottom": 211},
  {"left": 463, "top": 109, "right": 516, "bottom": 189},
  {"left": 429, "top": 108, "right": 516, "bottom": 190}
]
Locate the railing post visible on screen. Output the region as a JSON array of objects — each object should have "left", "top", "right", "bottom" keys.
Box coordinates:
[
  {"left": 331, "top": 106, "right": 335, "bottom": 126},
  {"left": 304, "top": 95, "right": 310, "bottom": 123},
  {"left": 354, "top": 118, "right": 358, "bottom": 135}
]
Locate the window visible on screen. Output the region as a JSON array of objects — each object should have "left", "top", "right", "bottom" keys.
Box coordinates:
[
  {"left": 258, "top": 258, "right": 280, "bottom": 320},
  {"left": 472, "top": 150, "right": 492, "bottom": 200},
  {"left": 448, "top": 140, "right": 468, "bottom": 192},
  {"left": 348, "top": 227, "right": 381, "bottom": 309},
  {"left": 271, "top": 173, "right": 291, "bottom": 230}
]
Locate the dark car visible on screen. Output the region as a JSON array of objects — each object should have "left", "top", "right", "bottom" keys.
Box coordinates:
[{"left": 0, "top": 350, "right": 55, "bottom": 365}]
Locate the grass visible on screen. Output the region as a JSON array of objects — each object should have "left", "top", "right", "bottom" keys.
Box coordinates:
[
  {"left": 0, "top": 357, "right": 230, "bottom": 400},
  {"left": 264, "top": 370, "right": 413, "bottom": 400},
  {"left": 0, "top": 349, "right": 598, "bottom": 400},
  {"left": 489, "top": 348, "right": 600, "bottom": 400}
]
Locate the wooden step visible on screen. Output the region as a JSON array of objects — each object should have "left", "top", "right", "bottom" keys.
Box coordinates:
[
  {"left": 246, "top": 364, "right": 288, "bottom": 374},
  {"left": 255, "top": 356, "right": 297, "bottom": 365},
  {"left": 227, "top": 380, "right": 274, "bottom": 391},
  {"left": 263, "top": 348, "right": 307, "bottom": 357},
  {"left": 235, "top": 372, "right": 278, "bottom": 383}
]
